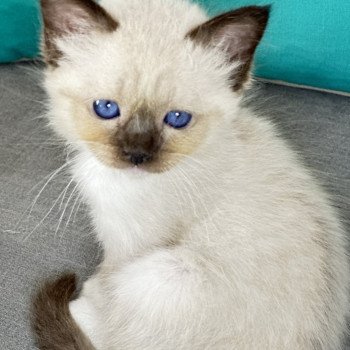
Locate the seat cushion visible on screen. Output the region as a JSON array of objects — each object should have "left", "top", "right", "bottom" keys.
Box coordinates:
[
  {"left": 198, "top": 0, "right": 350, "bottom": 94},
  {"left": 0, "top": 0, "right": 40, "bottom": 63},
  {"left": 0, "top": 63, "right": 349, "bottom": 349}
]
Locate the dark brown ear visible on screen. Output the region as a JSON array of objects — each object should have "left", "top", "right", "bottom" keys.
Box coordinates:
[
  {"left": 187, "top": 6, "right": 270, "bottom": 91},
  {"left": 41, "top": 0, "right": 118, "bottom": 66}
]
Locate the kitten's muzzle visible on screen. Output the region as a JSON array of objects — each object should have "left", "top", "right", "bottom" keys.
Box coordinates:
[{"left": 115, "top": 118, "right": 163, "bottom": 167}]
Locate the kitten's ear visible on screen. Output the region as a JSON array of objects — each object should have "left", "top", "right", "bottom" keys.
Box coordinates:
[
  {"left": 187, "top": 6, "right": 270, "bottom": 91},
  {"left": 40, "top": 0, "right": 118, "bottom": 66}
]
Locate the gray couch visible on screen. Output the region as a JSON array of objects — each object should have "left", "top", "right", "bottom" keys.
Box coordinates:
[{"left": 1, "top": 63, "right": 349, "bottom": 349}]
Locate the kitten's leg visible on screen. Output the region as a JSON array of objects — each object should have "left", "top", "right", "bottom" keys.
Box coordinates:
[{"left": 98, "top": 249, "right": 225, "bottom": 350}]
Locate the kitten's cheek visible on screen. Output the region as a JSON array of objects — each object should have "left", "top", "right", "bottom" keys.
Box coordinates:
[{"left": 86, "top": 143, "right": 117, "bottom": 168}]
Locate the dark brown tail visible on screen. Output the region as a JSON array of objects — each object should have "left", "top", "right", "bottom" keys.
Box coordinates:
[{"left": 31, "top": 273, "right": 96, "bottom": 350}]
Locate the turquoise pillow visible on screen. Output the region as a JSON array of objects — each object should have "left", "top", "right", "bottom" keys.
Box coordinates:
[
  {"left": 0, "top": 0, "right": 349, "bottom": 94},
  {"left": 197, "top": 0, "right": 350, "bottom": 94},
  {"left": 0, "top": 0, "right": 40, "bottom": 63}
]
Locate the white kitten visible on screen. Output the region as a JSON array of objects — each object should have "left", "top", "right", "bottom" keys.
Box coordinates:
[{"left": 32, "top": 0, "right": 349, "bottom": 349}]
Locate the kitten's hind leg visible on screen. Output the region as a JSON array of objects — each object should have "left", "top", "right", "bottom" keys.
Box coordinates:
[{"left": 100, "top": 249, "right": 226, "bottom": 350}]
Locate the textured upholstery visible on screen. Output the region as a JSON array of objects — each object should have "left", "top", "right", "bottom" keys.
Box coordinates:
[{"left": 0, "top": 63, "right": 349, "bottom": 349}]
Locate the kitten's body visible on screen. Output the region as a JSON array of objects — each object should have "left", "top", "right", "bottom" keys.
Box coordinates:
[
  {"left": 70, "top": 112, "right": 348, "bottom": 350},
  {"left": 33, "top": 0, "right": 349, "bottom": 349}
]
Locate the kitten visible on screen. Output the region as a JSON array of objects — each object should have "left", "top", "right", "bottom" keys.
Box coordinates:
[{"left": 32, "top": 0, "right": 349, "bottom": 349}]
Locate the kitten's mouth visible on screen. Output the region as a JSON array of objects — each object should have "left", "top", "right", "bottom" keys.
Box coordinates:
[
  {"left": 119, "top": 165, "right": 148, "bottom": 178},
  {"left": 116, "top": 156, "right": 174, "bottom": 174},
  {"left": 122, "top": 161, "right": 169, "bottom": 174},
  {"left": 129, "top": 165, "right": 146, "bottom": 173}
]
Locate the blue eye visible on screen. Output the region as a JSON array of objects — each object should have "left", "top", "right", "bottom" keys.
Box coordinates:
[
  {"left": 93, "top": 100, "right": 120, "bottom": 119},
  {"left": 164, "top": 110, "right": 192, "bottom": 129}
]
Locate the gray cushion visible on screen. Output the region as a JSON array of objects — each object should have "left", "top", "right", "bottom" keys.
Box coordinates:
[{"left": 0, "top": 63, "right": 349, "bottom": 349}]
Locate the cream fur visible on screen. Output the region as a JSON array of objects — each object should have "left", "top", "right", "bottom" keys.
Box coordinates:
[{"left": 43, "top": 0, "right": 349, "bottom": 349}]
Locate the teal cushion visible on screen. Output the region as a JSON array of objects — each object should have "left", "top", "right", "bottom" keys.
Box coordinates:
[
  {"left": 0, "top": 0, "right": 40, "bottom": 63},
  {"left": 197, "top": 0, "right": 350, "bottom": 93},
  {"left": 0, "top": 0, "right": 349, "bottom": 93}
]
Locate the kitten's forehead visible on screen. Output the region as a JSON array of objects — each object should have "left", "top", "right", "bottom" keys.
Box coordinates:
[
  {"left": 102, "top": 0, "right": 207, "bottom": 38},
  {"left": 99, "top": 0, "right": 209, "bottom": 79},
  {"left": 52, "top": 0, "right": 235, "bottom": 115},
  {"left": 103, "top": 0, "right": 208, "bottom": 69}
]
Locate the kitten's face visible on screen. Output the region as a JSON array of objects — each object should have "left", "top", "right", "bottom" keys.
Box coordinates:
[
  {"left": 47, "top": 33, "right": 226, "bottom": 173},
  {"left": 42, "top": 0, "right": 269, "bottom": 173}
]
